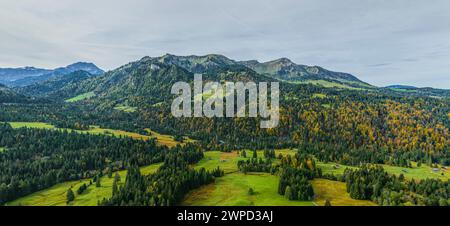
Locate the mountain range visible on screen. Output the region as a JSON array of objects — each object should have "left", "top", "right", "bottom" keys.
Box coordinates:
[
  {"left": 2, "top": 54, "right": 450, "bottom": 104},
  {"left": 0, "top": 62, "right": 104, "bottom": 87},
  {"left": 41, "top": 54, "right": 368, "bottom": 106}
]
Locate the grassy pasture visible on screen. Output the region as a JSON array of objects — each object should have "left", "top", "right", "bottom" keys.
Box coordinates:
[
  {"left": 318, "top": 161, "right": 450, "bottom": 181},
  {"left": 312, "top": 93, "right": 327, "bottom": 99},
  {"left": 311, "top": 179, "right": 377, "bottom": 206},
  {"left": 114, "top": 104, "right": 137, "bottom": 113},
  {"left": 6, "top": 122, "right": 190, "bottom": 148},
  {"left": 287, "top": 79, "right": 365, "bottom": 90},
  {"left": 317, "top": 162, "right": 358, "bottom": 176},
  {"left": 65, "top": 92, "right": 95, "bottom": 103},
  {"left": 8, "top": 122, "right": 56, "bottom": 129},
  {"left": 7, "top": 163, "right": 162, "bottom": 206},
  {"left": 382, "top": 163, "right": 450, "bottom": 181},
  {"left": 185, "top": 149, "right": 314, "bottom": 206},
  {"left": 182, "top": 172, "right": 314, "bottom": 206},
  {"left": 196, "top": 149, "right": 297, "bottom": 173}
]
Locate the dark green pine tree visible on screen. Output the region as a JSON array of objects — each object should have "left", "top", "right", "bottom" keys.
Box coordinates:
[
  {"left": 114, "top": 172, "right": 121, "bottom": 183},
  {"left": 112, "top": 177, "right": 119, "bottom": 195},
  {"left": 284, "top": 186, "right": 292, "bottom": 200},
  {"left": 96, "top": 175, "right": 101, "bottom": 187},
  {"left": 66, "top": 188, "right": 75, "bottom": 204}
]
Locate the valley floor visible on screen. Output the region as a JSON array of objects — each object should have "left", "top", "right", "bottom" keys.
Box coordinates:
[
  {"left": 7, "top": 149, "right": 449, "bottom": 206},
  {"left": 7, "top": 163, "right": 162, "bottom": 206}
]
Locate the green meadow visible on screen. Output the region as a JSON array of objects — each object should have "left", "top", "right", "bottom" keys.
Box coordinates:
[
  {"left": 8, "top": 122, "right": 56, "bottom": 129},
  {"left": 317, "top": 162, "right": 358, "bottom": 176},
  {"left": 6, "top": 122, "right": 191, "bottom": 148},
  {"left": 6, "top": 147, "right": 446, "bottom": 206},
  {"left": 114, "top": 104, "right": 137, "bottom": 113},
  {"left": 311, "top": 179, "right": 376, "bottom": 206},
  {"left": 8, "top": 163, "right": 162, "bottom": 206},
  {"left": 312, "top": 93, "right": 327, "bottom": 99},
  {"left": 182, "top": 172, "right": 314, "bottom": 206},
  {"left": 318, "top": 161, "right": 450, "bottom": 181},
  {"left": 382, "top": 163, "right": 449, "bottom": 181},
  {"left": 195, "top": 149, "right": 297, "bottom": 173},
  {"left": 186, "top": 150, "right": 448, "bottom": 206},
  {"left": 287, "top": 79, "right": 365, "bottom": 90},
  {"left": 186, "top": 149, "right": 314, "bottom": 206},
  {"left": 65, "top": 92, "right": 95, "bottom": 103}
]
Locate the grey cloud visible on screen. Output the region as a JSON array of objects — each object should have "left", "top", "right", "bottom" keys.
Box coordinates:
[{"left": 0, "top": 0, "right": 450, "bottom": 88}]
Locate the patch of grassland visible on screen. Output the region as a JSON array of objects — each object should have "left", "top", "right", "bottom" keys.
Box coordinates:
[
  {"left": 195, "top": 151, "right": 245, "bottom": 173},
  {"left": 288, "top": 79, "right": 365, "bottom": 90},
  {"left": 311, "top": 179, "right": 377, "bottom": 206},
  {"left": 7, "top": 163, "right": 162, "bottom": 206},
  {"left": 312, "top": 93, "right": 327, "bottom": 99},
  {"left": 318, "top": 161, "right": 450, "bottom": 181},
  {"left": 388, "top": 88, "right": 417, "bottom": 93},
  {"left": 152, "top": 102, "right": 163, "bottom": 107},
  {"left": 317, "top": 162, "right": 358, "bottom": 176},
  {"left": 185, "top": 149, "right": 312, "bottom": 206},
  {"left": 196, "top": 149, "right": 297, "bottom": 174},
  {"left": 8, "top": 122, "right": 55, "bottom": 129},
  {"left": 65, "top": 92, "right": 95, "bottom": 103},
  {"left": 182, "top": 172, "right": 314, "bottom": 206},
  {"left": 114, "top": 104, "right": 137, "bottom": 113},
  {"left": 144, "top": 128, "right": 194, "bottom": 148},
  {"left": 382, "top": 163, "right": 450, "bottom": 181},
  {"left": 6, "top": 122, "right": 191, "bottom": 148}
]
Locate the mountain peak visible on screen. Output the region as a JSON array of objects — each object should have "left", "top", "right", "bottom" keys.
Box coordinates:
[
  {"left": 271, "top": 57, "right": 294, "bottom": 65},
  {"left": 61, "top": 62, "right": 104, "bottom": 75},
  {"left": 153, "top": 53, "right": 239, "bottom": 73}
]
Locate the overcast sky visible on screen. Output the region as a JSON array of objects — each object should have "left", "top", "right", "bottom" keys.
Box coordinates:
[{"left": 1, "top": 0, "right": 450, "bottom": 88}]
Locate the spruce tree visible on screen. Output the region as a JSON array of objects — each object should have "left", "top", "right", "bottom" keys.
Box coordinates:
[
  {"left": 66, "top": 188, "right": 75, "bottom": 204},
  {"left": 96, "top": 175, "right": 101, "bottom": 187}
]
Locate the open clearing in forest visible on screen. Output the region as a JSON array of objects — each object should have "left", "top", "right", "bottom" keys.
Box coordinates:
[
  {"left": 182, "top": 172, "right": 314, "bottom": 206},
  {"left": 7, "top": 163, "right": 162, "bottom": 206},
  {"left": 318, "top": 161, "right": 450, "bottom": 181},
  {"left": 311, "top": 179, "right": 377, "bottom": 206},
  {"left": 65, "top": 92, "right": 95, "bottom": 103},
  {"left": 6, "top": 122, "right": 192, "bottom": 148}
]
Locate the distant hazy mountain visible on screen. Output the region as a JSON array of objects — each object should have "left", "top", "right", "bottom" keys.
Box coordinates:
[
  {"left": 0, "top": 62, "right": 104, "bottom": 87},
  {"left": 385, "top": 85, "right": 450, "bottom": 98},
  {"left": 16, "top": 71, "right": 96, "bottom": 97},
  {"left": 0, "top": 67, "right": 52, "bottom": 82},
  {"left": 386, "top": 85, "right": 418, "bottom": 89}
]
